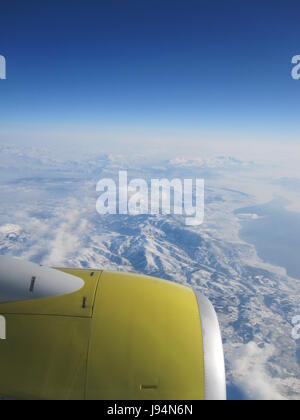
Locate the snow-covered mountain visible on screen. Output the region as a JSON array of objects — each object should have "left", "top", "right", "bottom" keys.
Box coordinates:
[{"left": 0, "top": 145, "right": 300, "bottom": 400}]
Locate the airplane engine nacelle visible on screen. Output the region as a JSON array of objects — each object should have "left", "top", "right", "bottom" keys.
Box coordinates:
[{"left": 0, "top": 256, "right": 226, "bottom": 400}]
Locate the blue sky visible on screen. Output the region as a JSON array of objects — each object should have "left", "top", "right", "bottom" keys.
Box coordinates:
[{"left": 0, "top": 0, "right": 300, "bottom": 157}]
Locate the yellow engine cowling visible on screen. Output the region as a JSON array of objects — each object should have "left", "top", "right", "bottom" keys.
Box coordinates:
[{"left": 0, "top": 256, "right": 226, "bottom": 400}]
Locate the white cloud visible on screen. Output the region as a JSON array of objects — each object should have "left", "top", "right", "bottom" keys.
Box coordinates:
[
  {"left": 229, "top": 342, "right": 286, "bottom": 400},
  {"left": 38, "top": 205, "right": 89, "bottom": 267}
]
